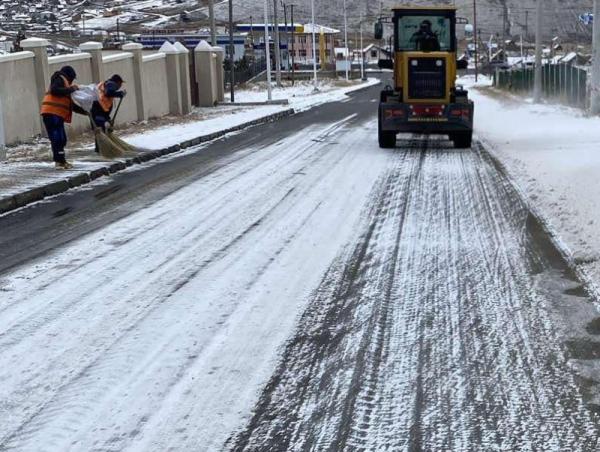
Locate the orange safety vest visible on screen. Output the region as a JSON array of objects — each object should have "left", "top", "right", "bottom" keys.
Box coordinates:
[
  {"left": 40, "top": 75, "right": 73, "bottom": 123},
  {"left": 97, "top": 82, "right": 114, "bottom": 113}
]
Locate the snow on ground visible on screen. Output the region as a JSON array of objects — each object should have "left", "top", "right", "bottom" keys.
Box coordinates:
[
  {"left": 77, "top": 13, "right": 139, "bottom": 30},
  {"left": 125, "top": 105, "right": 284, "bottom": 150},
  {"left": 464, "top": 74, "right": 600, "bottom": 286},
  {"left": 0, "top": 78, "right": 377, "bottom": 200},
  {"left": 0, "top": 115, "right": 391, "bottom": 451},
  {"left": 230, "top": 78, "right": 380, "bottom": 112},
  {"left": 126, "top": 78, "right": 379, "bottom": 149}
]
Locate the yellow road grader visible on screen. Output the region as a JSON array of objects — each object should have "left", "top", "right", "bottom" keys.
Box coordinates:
[{"left": 375, "top": 6, "right": 474, "bottom": 149}]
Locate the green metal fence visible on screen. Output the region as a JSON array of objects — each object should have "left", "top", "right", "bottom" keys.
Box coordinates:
[{"left": 494, "top": 64, "right": 588, "bottom": 109}]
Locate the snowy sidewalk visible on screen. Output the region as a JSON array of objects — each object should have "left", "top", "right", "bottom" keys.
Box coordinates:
[
  {"left": 464, "top": 75, "right": 600, "bottom": 289},
  {"left": 0, "top": 78, "right": 379, "bottom": 215}
]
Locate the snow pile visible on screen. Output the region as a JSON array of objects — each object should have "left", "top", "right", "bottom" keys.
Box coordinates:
[{"left": 464, "top": 75, "right": 600, "bottom": 283}]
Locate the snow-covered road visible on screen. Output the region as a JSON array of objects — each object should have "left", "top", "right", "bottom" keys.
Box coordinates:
[
  {"left": 0, "top": 102, "right": 390, "bottom": 450},
  {"left": 229, "top": 140, "right": 600, "bottom": 451},
  {"left": 1, "top": 86, "right": 600, "bottom": 451}
]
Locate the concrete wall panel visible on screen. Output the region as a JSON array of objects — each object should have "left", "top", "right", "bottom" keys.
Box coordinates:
[
  {"left": 142, "top": 55, "right": 170, "bottom": 119},
  {"left": 103, "top": 55, "right": 138, "bottom": 126},
  {"left": 0, "top": 43, "right": 196, "bottom": 148},
  {"left": 0, "top": 52, "right": 41, "bottom": 143}
]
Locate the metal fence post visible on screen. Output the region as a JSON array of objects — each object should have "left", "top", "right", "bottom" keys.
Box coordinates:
[
  {"left": 540, "top": 65, "right": 543, "bottom": 94},
  {"left": 579, "top": 68, "right": 584, "bottom": 107},
  {"left": 558, "top": 64, "right": 562, "bottom": 100},
  {"left": 564, "top": 63, "right": 568, "bottom": 100},
  {"left": 571, "top": 65, "right": 575, "bottom": 106}
]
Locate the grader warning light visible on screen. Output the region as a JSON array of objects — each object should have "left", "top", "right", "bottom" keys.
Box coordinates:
[{"left": 376, "top": 6, "right": 474, "bottom": 149}]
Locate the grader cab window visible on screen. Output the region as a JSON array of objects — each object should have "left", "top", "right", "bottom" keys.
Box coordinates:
[{"left": 397, "top": 15, "right": 453, "bottom": 52}]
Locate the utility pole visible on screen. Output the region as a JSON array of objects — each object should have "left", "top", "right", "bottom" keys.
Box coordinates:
[
  {"left": 264, "top": 0, "right": 273, "bottom": 100},
  {"left": 360, "top": 12, "right": 365, "bottom": 80},
  {"left": 208, "top": 0, "right": 216, "bottom": 46},
  {"left": 290, "top": 4, "right": 295, "bottom": 86},
  {"left": 502, "top": 7, "right": 507, "bottom": 54},
  {"left": 520, "top": 34, "right": 524, "bottom": 62},
  {"left": 592, "top": 0, "right": 600, "bottom": 113},
  {"left": 311, "top": 0, "right": 318, "bottom": 90},
  {"left": 228, "top": 0, "right": 235, "bottom": 102},
  {"left": 534, "top": 0, "right": 543, "bottom": 102},
  {"left": 283, "top": 2, "right": 289, "bottom": 78},
  {"left": 273, "top": 0, "right": 282, "bottom": 87},
  {"left": 473, "top": 0, "right": 478, "bottom": 82},
  {"left": 525, "top": 10, "right": 529, "bottom": 41},
  {"left": 592, "top": 0, "right": 600, "bottom": 52},
  {"left": 343, "top": 0, "right": 349, "bottom": 81}
]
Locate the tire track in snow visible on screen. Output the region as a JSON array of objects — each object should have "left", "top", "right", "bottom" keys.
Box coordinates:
[
  {"left": 0, "top": 115, "right": 381, "bottom": 451},
  {"left": 229, "top": 137, "right": 600, "bottom": 451}
]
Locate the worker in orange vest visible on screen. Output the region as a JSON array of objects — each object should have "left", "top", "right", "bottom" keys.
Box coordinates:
[
  {"left": 90, "top": 74, "right": 127, "bottom": 153},
  {"left": 40, "top": 66, "right": 86, "bottom": 169}
]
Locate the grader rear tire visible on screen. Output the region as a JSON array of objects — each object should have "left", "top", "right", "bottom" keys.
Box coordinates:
[
  {"left": 378, "top": 115, "right": 396, "bottom": 149},
  {"left": 451, "top": 132, "right": 473, "bottom": 149}
]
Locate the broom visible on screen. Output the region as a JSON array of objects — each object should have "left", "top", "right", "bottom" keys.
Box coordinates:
[
  {"left": 89, "top": 113, "right": 125, "bottom": 159},
  {"left": 106, "top": 98, "right": 140, "bottom": 155}
]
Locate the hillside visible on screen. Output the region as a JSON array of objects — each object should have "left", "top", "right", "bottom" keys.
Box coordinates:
[{"left": 215, "top": 0, "right": 594, "bottom": 43}]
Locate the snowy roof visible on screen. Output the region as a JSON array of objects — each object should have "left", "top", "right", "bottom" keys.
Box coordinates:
[
  {"left": 363, "top": 43, "right": 376, "bottom": 53},
  {"left": 302, "top": 23, "right": 340, "bottom": 34}
]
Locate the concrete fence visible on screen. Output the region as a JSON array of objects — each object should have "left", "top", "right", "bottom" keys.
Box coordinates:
[{"left": 0, "top": 38, "right": 225, "bottom": 157}]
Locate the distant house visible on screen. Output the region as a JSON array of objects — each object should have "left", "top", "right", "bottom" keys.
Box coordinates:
[
  {"left": 362, "top": 44, "right": 391, "bottom": 64},
  {"left": 0, "top": 36, "right": 13, "bottom": 53},
  {"left": 236, "top": 23, "right": 340, "bottom": 65},
  {"left": 559, "top": 52, "right": 591, "bottom": 66}
]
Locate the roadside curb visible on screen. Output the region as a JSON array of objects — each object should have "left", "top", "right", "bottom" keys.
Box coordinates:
[
  {"left": 0, "top": 108, "right": 295, "bottom": 216},
  {"left": 477, "top": 138, "right": 600, "bottom": 304},
  {"left": 343, "top": 79, "right": 382, "bottom": 96},
  {"left": 221, "top": 100, "right": 290, "bottom": 106}
]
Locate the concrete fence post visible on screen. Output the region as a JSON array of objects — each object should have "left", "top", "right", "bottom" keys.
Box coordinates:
[
  {"left": 212, "top": 46, "right": 225, "bottom": 102},
  {"left": 21, "top": 38, "right": 49, "bottom": 111},
  {"left": 174, "top": 42, "right": 192, "bottom": 115},
  {"left": 160, "top": 41, "right": 183, "bottom": 116},
  {"left": 195, "top": 40, "right": 217, "bottom": 107},
  {"left": 0, "top": 94, "right": 5, "bottom": 161},
  {"left": 122, "top": 42, "right": 147, "bottom": 121},
  {"left": 80, "top": 41, "right": 104, "bottom": 83}
]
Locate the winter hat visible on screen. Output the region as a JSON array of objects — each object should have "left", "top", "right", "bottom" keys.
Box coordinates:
[
  {"left": 109, "top": 74, "right": 124, "bottom": 84},
  {"left": 60, "top": 65, "right": 77, "bottom": 82}
]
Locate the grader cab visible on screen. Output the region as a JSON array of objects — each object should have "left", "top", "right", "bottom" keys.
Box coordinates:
[{"left": 375, "top": 6, "right": 474, "bottom": 149}]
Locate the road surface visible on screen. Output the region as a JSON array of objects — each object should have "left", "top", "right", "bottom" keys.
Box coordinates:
[{"left": 1, "top": 84, "right": 600, "bottom": 451}]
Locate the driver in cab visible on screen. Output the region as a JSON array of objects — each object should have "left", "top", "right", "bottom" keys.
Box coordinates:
[{"left": 410, "top": 20, "right": 441, "bottom": 52}]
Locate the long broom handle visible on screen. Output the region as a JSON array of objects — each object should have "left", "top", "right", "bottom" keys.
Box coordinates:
[
  {"left": 87, "top": 112, "right": 98, "bottom": 131},
  {"left": 110, "top": 97, "right": 124, "bottom": 128}
]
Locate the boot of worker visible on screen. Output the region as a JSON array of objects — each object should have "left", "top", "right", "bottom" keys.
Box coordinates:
[{"left": 55, "top": 161, "right": 74, "bottom": 170}]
